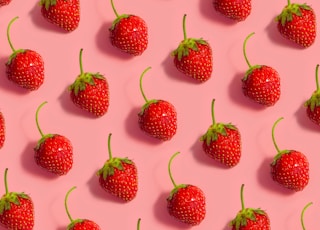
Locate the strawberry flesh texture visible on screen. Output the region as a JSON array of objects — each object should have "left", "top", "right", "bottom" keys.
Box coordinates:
[
  {"left": 110, "top": 15, "right": 148, "bottom": 56},
  {"left": 167, "top": 185, "right": 206, "bottom": 226},
  {"left": 6, "top": 50, "right": 45, "bottom": 91},
  {"left": 231, "top": 212, "right": 270, "bottom": 230},
  {"left": 306, "top": 105, "right": 320, "bottom": 125},
  {"left": 40, "top": 0, "right": 80, "bottom": 32},
  {"left": 34, "top": 134, "right": 73, "bottom": 176},
  {"left": 271, "top": 150, "right": 309, "bottom": 191},
  {"left": 242, "top": 65, "right": 280, "bottom": 106},
  {"left": 138, "top": 100, "right": 177, "bottom": 141},
  {"left": 0, "top": 195, "right": 34, "bottom": 230},
  {"left": 213, "top": 0, "right": 251, "bottom": 22},
  {"left": 0, "top": 113, "right": 5, "bottom": 149},
  {"left": 68, "top": 219, "right": 101, "bottom": 230}
]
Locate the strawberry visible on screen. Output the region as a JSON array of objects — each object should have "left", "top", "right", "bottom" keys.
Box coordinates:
[
  {"left": 0, "top": 112, "right": 5, "bottom": 149},
  {"left": 305, "top": 64, "right": 320, "bottom": 126},
  {"left": 276, "top": 1, "right": 316, "bottom": 48},
  {"left": 69, "top": 49, "right": 109, "bottom": 117},
  {"left": 167, "top": 152, "right": 206, "bottom": 226},
  {"left": 65, "top": 186, "right": 101, "bottom": 230},
  {"left": 242, "top": 32, "right": 281, "bottom": 106},
  {"left": 200, "top": 99, "right": 241, "bottom": 167},
  {"left": 109, "top": 0, "right": 148, "bottom": 56},
  {"left": 97, "top": 133, "right": 138, "bottom": 202},
  {"left": 230, "top": 184, "right": 270, "bottom": 230},
  {"left": 301, "top": 202, "right": 312, "bottom": 229},
  {"left": 39, "top": 0, "right": 80, "bottom": 32},
  {"left": 0, "top": 168, "right": 34, "bottom": 229},
  {"left": 34, "top": 101, "right": 73, "bottom": 176},
  {"left": 270, "top": 117, "right": 309, "bottom": 191},
  {"left": 0, "top": 0, "right": 11, "bottom": 6},
  {"left": 172, "top": 14, "right": 213, "bottom": 82},
  {"left": 213, "top": 0, "right": 251, "bottom": 22},
  {"left": 6, "top": 17, "right": 45, "bottom": 91},
  {"left": 138, "top": 67, "right": 177, "bottom": 141}
]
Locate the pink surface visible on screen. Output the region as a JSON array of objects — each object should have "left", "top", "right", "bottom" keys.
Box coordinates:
[{"left": 0, "top": 0, "right": 319, "bottom": 229}]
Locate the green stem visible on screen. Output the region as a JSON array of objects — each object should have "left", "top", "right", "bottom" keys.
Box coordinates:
[
  {"left": 211, "top": 99, "right": 216, "bottom": 125},
  {"left": 301, "top": 202, "right": 312, "bottom": 230},
  {"left": 240, "top": 184, "right": 245, "bottom": 210},
  {"left": 137, "top": 218, "right": 141, "bottom": 230},
  {"left": 110, "top": 0, "right": 119, "bottom": 17},
  {"left": 79, "top": 48, "right": 84, "bottom": 75},
  {"left": 287, "top": 0, "right": 291, "bottom": 5},
  {"left": 139, "top": 67, "right": 152, "bottom": 103},
  {"left": 65, "top": 186, "right": 77, "bottom": 222},
  {"left": 107, "top": 133, "right": 113, "bottom": 160},
  {"left": 315, "top": 64, "right": 319, "bottom": 91},
  {"left": 35, "top": 101, "right": 48, "bottom": 137},
  {"left": 272, "top": 117, "right": 283, "bottom": 153},
  {"left": 168, "top": 152, "right": 180, "bottom": 188},
  {"left": 7, "top": 16, "right": 18, "bottom": 52},
  {"left": 4, "top": 168, "right": 9, "bottom": 195},
  {"left": 182, "top": 14, "right": 187, "bottom": 40},
  {"left": 243, "top": 32, "right": 255, "bottom": 68}
]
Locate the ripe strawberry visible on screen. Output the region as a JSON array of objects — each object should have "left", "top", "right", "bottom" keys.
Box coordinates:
[
  {"left": 34, "top": 101, "right": 73, "bottom": 176},
  {"left": 6, "top": 17, "right": 45, "bottom": 91},
  {"left": 65, "top": 186, "right": 101, "bottom": 230},
  {"left": 69, "top": 49, "right": 109, "bottom": 117},
  {"left": 305, "top": 64, "right": 320, "bottom": 126},
  {"left": 242, "top": 32, "right": 281, "bottom": 106},
  {"left": 0, "top": 0, "right": 11, "bottom": 6},
  {"left": 172, "top": 14, "right": 213, "bottom": 82},
  {"left": 167, "top": 152, "right": 206, "bottom": 226},
  {"left": 200, "top": 99, "right": 241, "bottom": 167},
  {"left": 230, "top": 184, "right": 270, "bottom": 230},
  {"left": 39, "top": 0, "right": 80, "bottom": 32},
  {"left": 0, "top": 168, "right": 34, "bottom": 229},
  {"left": 276, "top": 1, "right": 316, "bottom": 48},
  {"left": 97, "top": 133, "right": 138, "bottom": 202},
  {"left": 213, "top": 0, "right": 251, "bottom": 22},
  {"left": 270, "top": 117, "right": 309, "bottom": 191},
  {"left": 0, "top": 112, "right": 5, "bottom": 149},
  {"left": 109, "top": 0, "right": 148, "bottom": 55},
  {"left": 138, "top": 67, "right": 177, "bottom": 141}
]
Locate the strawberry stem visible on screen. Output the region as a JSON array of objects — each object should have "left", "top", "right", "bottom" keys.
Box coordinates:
[
  {"left": 35, "top": 101, "right": 48, "bottom": 137},
  {"left": 139, "top": 67, "right": 152, "bottom": 103},
  {"left": 182, "top": 14, "right": 187, "bottom": 40},
  {"left": 287, "top": 0, "right": 291, "bottom": 5},
  {"left": 168, "top": 152, "right": 180, "bottom": 188},
  {"left": 211, "top": 99, "right": 216, "bottom": 125},
  {"left": 110, "top": 0, "right": 119, "bottom": 18},
  {"left": 79, "top": 48, "right": 84, "bottom": 75},
  {"left": 3, "top": 168, "right": 9, "bottom": 195},
  {"left": 272, "top": 117, "right": 283, "bottom": 153},
  {"left": 7, "top": 16, "right": 18, "bottom": 52},
  {"left": 240, "top": 184, "right": 245, "bottom": 210},
  {"left": 301, "top": 202, "right": 312, "bottom": 230},
  {"left": 243, "top": 32, "right": 255, "bottom": 68},
  {"left": 137, "top": 218, "right": 141, "bottom": 230},
  {"left": 65, "top": 186, "right": 77, "bottom": 222},
  {"left": 315, "top": 64, "right": 319, "bottom": 91},
  {"left": 107, "top": 133, "right": 113, "bottom": 160}
]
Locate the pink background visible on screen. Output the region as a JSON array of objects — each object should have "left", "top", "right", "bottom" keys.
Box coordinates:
[{"left": 0, "top": 0, "right": 320, "bottom": 229}]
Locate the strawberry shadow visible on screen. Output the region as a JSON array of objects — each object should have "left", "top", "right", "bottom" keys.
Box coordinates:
[
  {"left": 95, "top": 21, "right": 135, "bottom": 60},
  {"left": 153, "top": 191, "right": 192, "bottom": 229},
  {"left": 256, "top": 156, "right": 296, "bottom": 196},
  {"left": 294, "top": 101, "right": 320, "bottom": 132},
  {"left": 20, "top": 141, "right": 60, "bottom": 180},
  {"left": 56, "top": 226, "right": 66, "bottom": 230}
]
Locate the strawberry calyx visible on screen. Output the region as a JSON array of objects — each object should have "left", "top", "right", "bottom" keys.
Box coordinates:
[
  {"left": 305, "top": 64, "right": 320, "bottom": 111},
  {"left": 243, "top": 65, "right": 262, "bottom": 80},
  {"left": 172, "top": 14, "right": 208, "bottom": 61},
  {"left": 110, "top": 0, "right": 130, "bottom": 30},
  {"left": 39, "top": 0, "right": 58, "bottom": 10},
  {"left": 201, "top": 99, "right": 237, "bottom": 146},
  {"left": 276, "top": 1, "right": 311, "bottom": 26}
]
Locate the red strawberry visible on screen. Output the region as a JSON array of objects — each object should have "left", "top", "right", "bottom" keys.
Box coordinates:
[
  {"left": 200, "top": 99, "right": 241, "bottom": 167},
  {"left": 6, "top": 17, "right": 45, "bottom": 91},
  {"left": 172, "top": 14, "right": 213, "bottom": 82},
  {"left": 97, "top": 133, "right": 138, "bottom": 202},
  {"left": 167, "top": 152, "right": 206, "bottom": 226},
  {"left": 0, "top": 112, "right": 5, "bottom": 149},
  {"left": 230, "top": 184, "right": 270, "bottom": 230},
  {"left": 213, "top": 0, "right": 251, "bottom": 22},
  {"left": 65, "top": 186, "right": 101, "bottom": 230},
  {"left": 34, "top": 101, "right": 73, "bottom": 176},
  {"left": 39, "top": 0, "right": 80, "bottom": 32},
  {"left": 69, "top": 49, "right": 110, "bottom": 117},
  {"left": 270, "top": 117, "right": 309, "bottom": 191},
  {"left": 242, "top": 32, "right": 281, "bottom": 106},
  {"left": 109, "top": 0, "right": 148, "bottom": 56},
  {"left": 138, "top": 67, "right": 177, "bottom": 141},
  {"left": 276, "top": 1, "right": 316, "bottom": 48},
  {"left": 305, "top": 64, "right": 320, "bottom": 125},
  {"left": 0, "top": 0, "right": 11, "bottom": 6},
  {"left": 301, "top": 202, "right": 312, "bottom": 229},
  {"left": 0, "top": 168, "right": 34, "bottom": 229}
]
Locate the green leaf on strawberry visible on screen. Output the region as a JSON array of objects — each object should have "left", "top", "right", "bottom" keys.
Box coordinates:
[
  {"left": 305, "top": 64, "right": 320, "bottom": 112},
  {"left": 276, "top": 1, "right": 311, "bottom": 26}
]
